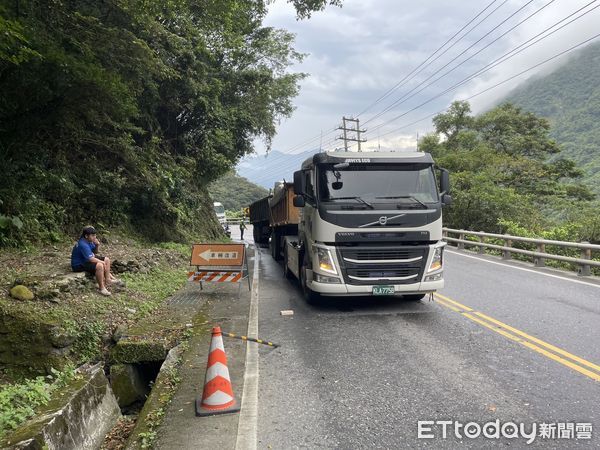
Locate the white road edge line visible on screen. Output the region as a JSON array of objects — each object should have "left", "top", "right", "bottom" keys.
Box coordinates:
[
  {"left": 235, "top": 246, "right": 260, "bottom": 450},
  {"left": 446, "top": 249, "right": 600, "bottom": 289}
]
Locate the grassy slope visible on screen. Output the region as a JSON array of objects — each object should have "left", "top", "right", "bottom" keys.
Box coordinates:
[{"left": 502, "top": 41, "right": 600, "bottom": 193}]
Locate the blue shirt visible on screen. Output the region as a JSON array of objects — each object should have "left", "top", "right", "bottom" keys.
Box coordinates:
[{"left": 71, "top": 238, "right": 96, "bottom": 268}]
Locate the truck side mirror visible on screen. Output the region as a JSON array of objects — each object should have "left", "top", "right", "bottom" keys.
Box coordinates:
[
  {"left": 439, "top": 168, "right": 450, "bottom": 195},
  {"left": 293, "top": 170, "right": 305, "bottom": 196},
  {"left": 293, "top": 195, "right": 305, "bottom": 207},
  {"left": 442, "top": 194, "right": 452, "bottom": 206}
]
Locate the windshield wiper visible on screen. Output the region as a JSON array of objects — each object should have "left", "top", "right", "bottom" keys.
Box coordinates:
[
  {"left": 375, "top": 195, "right": 428, "bottom": 209},
  {"left": 328, "top": 196, "right": 374, "bottom": 209}
]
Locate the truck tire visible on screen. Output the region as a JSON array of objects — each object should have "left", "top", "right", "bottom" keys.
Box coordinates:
[
  {"left": 404, "top": 294, "right": 425, "bottom": 301},
  {"left": 271, "top": 230, "right": 281, "bottom": 261},
  {"left": 283, "top": 246, "right": 293, "bottom": 279},
  {"left": 300, "top": 265, "right": 320, "bottom": 305},
  {"left": 253, "top": 226, "right": 260, "bottom": 245}
]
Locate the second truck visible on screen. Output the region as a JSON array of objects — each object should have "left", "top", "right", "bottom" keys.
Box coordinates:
[{"left": 249, "top": 151, "right": 451, "bottom": 302}]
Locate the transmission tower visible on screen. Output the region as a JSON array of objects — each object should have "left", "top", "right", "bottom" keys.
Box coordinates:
[{"left": 337, "top": 117, "right": 367, "bottom": 152}]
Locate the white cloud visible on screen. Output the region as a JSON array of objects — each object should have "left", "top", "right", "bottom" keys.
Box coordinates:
[{"left": 256, "top": 0, "right": 600, "bottom": 155}]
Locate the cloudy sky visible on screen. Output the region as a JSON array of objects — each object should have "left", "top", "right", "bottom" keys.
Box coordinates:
[{"left": 254, "top": 0, "right": 600, "bottom": 155}]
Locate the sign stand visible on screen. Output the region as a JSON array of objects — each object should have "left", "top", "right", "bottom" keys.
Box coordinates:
[{"left": 188, "top": 243, "right": 251, "bottom": 291}]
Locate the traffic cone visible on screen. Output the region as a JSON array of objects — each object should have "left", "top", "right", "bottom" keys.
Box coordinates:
[{"left": 195, "top": 326, "right": 241, "bottom": 417}]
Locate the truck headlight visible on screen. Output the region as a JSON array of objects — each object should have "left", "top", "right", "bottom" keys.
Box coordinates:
[
  {"left": 315, "top": 246, "right": 337, "bottom": 275},
  {"left": 313, "top": 273, "right": 341, "bottom": 283},
  {"left": 427, "top": 246, "right": 443, "bottom": 273},
  {"left": 424, "top": 272, "right": 443, "bottom": 282}
]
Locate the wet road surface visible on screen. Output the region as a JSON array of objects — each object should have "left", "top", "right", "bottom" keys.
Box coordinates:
[{"left": 255, "top": 247, "right": 600, "bottom": 448}]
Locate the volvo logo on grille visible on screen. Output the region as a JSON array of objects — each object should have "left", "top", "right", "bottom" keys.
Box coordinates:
[{"left": 359, "top": 213, "right": 407, "bottom": 228}]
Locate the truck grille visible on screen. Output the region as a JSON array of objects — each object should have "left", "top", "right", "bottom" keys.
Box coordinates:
[
  {"left": 337, "top": 245, "right": 429, "bottom": 285},
  {"left": 341, "top": 248, "right": 420, "bottom": 261}
]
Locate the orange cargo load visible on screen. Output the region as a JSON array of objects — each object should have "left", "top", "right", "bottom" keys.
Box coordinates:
[{"left": 269, "top": 182, "right": 300, "bottom": 227}]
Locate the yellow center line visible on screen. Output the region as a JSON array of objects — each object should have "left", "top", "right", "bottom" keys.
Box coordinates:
[
  {"left": 434, "top": 293, "right": 473, "bottom": 311},
  {"left": 462, "top": 313, "right": 523, "bottom": 343},
  {"left": 434, "top": 293, "right": 600, "bottom": 382},
  {"left": 473, "top": 311, "right": 600, "bottom": 373},
  {"left": 519, "top": 341, "right": 600, "bottom": 382},
  {"left": 434, "top": 297, "right": 462, "bottom": 313}
]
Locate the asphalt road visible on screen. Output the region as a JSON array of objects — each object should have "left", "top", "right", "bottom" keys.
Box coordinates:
[{"left": 253, "top": 246, "right": 600, "bottom": 449}]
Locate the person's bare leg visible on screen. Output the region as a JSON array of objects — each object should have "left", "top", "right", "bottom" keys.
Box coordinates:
[
  {"left": 96, "top": 262, "right": 106, "bottom": 290},
  {"left": 105, "top": 257, "right": 117, "bottom": 282},
  {"left": 103, "top": 257, "right": 111, "bottom": 283}
]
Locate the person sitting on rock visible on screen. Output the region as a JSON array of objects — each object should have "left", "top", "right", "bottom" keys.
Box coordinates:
[{"left": 71, "top": 226, "right": 119, "bottom": 296}]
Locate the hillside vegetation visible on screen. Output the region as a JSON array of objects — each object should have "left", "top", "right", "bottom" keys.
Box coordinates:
[
  {"left": 421, "top": 101, "right": 599, "bottom": 243},
  {"left": 503, "top": 41, "right": 600, "bottom": 193},
  {"left": 209, "top": 172, "right": 268, "bottom": 212},
  {"left": 0, "top": 0, "right": 340, "bottom": 247}
]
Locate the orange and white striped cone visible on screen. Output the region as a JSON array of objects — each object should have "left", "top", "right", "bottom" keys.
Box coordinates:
[{"left": 195, "top": 326, "right": 241, "bottom": 417}]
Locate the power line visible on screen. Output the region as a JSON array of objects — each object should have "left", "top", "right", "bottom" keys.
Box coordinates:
[
  {"left": 365, "top": 2, "right": 600, "bottom": 137},
  {"left": 378, "top": 30, "right": 600, "bottom": 142},
  {"left": 263, "top": 0, "right": 597, "bottom": 159},
  {"left": 363, "top": 0, "right": 556, "bottom": 127},
  {"left": 356, "top": 0, "right": 505, "bottom": 117},
  {"left": 277, "top": 126, "right": 337, "bottom": 154},
  {"left": 276, "top": 0, "right": 507, "bottom": 156},
  {"left": 290, "top": 4, "right": 599, "bottom": 157}
]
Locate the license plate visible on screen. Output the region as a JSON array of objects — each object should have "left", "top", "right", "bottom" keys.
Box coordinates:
[{"left": 373, "top": 285, "right": 395, "bottom": 295}]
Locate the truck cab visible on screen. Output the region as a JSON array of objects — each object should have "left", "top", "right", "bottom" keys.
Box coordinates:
[{"left": 290, "top": 151, "right": 450, "bottom": 301}]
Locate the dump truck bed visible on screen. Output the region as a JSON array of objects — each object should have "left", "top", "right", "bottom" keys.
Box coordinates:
[
  {"left": 249, "top": 196, "right": 271, "bottom": 224},
  {"left": 269, "top": 182, "right": 300, "bottom": 227}
]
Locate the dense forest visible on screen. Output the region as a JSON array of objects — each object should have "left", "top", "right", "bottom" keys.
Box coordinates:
[
  {"left": 209, "top": 172, "right": 268, "bottom": 212},
  {"left": 503, "top": 41, "right": 600, "bottom": 193},
  {"left": 0, "top": 0, "right": 340, "bottom": 246},
  {"left": 420, "top": 101, "right": 600, "bottom": 243}
]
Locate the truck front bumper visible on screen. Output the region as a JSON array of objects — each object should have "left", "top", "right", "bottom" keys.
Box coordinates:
[{"left": 308, "top": 276, "right": 444, "bottom": 297}]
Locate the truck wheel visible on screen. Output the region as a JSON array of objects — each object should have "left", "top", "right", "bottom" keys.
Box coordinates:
[
  {"left": 253, "top": 227, "right": 260, "bottom": 244},
  {"left": 404, "top": 294, "right": 425, "bottom": 302},
  {"left": 271, "top": 230, "right": 281, "bottom": 261},
  {"left": 300, "top": 265, "right": 320, "bottom": 305},
  {"left": 283, "top": 247, "right": 292, "bottom": 279},
  {"left": 269, "top": 233, "right": 275, "bottom": 258}
]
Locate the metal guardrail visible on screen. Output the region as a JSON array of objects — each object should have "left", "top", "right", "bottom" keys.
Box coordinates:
[{"left": 443, "top": 228, "right": 600, "bottom": 276}]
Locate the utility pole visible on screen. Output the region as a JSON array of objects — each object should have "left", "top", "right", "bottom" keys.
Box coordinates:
[
  {"left": 319, "top": 129, "right": 323, "bottom": 152},
  {"left": 337, "top": 117, "right": 367, "bottom": 152}
]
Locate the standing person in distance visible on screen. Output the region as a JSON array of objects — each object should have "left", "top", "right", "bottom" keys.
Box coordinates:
[{"left": 239, "top": 219, "right": 247, "bottom": 240}]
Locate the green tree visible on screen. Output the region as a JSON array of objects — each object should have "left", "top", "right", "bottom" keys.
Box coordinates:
[
  {"left": 0, "top": 0, "right": 339, "bottom": 245},
  {"left": 209, "top": 172, "right": 268, "bottom": 211},
  {"left": 421, "top": 101, "right": 594, "bottom": 233}
]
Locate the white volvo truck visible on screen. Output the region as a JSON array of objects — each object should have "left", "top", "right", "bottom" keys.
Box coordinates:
[{"left": 282, "top": 151, "right": 451, "bottom": 302}]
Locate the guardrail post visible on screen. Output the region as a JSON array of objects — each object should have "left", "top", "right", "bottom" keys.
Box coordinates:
[
  {"left": 578, "top": 242, "right": 592, "bottom": 276},
  {"left": 458, "top": 231, "right": 465, "bottom": 250},
  {"left": 534, "top": 243, "right": 545, "bottom": 267},
  {"left": 478, "top": 232, "right": 485, "bottom": 254},
  {"left": 502, "top": 236, "right": 512, "bottom": 260}
]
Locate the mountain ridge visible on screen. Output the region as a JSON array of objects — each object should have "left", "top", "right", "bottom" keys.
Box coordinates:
[{"left": 502, "top": 41, "right": 600, "bottom": 193}]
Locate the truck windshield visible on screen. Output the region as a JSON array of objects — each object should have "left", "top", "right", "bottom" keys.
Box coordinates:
[
  {"left": 318, "top": 164, "right": 439, "bottom": 205},
  {"left": 213, "top": 204, "right": 225, "bottom": 215}
]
